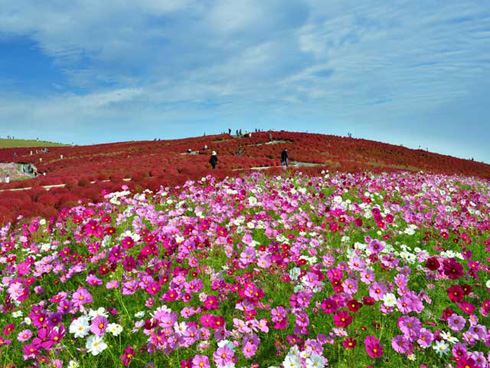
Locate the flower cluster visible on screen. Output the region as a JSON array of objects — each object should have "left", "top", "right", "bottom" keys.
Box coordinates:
[{"left": 0, "top": 171, "right": 489, "bottom": 367}]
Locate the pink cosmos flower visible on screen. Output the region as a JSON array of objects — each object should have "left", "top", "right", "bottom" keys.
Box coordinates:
[
  {"left": 448, "top": 314, "right": 466, "bottom": 332},
  {"left": 17, "top": 329, "right": 33, "bottom": 342},
  {"left": 391, "top": 335, "right": 413, "bottom": 355},
  {"left": 398, "top": 316, "right": 421, "bottom": 339},
  {"left": 343, "top": 278, "right": 358, "bottom": 295},
  {"left": 397, "top": 292, "right": 423, "bottom": 314},
  {"left": 90, "top": 316, "right": 108, "bottom": 336},
  {"left": 86, "top": 274, "right": 103, "bottom": 286},
  {"left": 369, "top": 282, "right": 387, "bottom": 301},
  {"left": 360, "top": 270, "right": 375, "bottom": 285},
  {"left": 452, "top": 343, "right": 467, "bottom": 360},
  {"left": 106, "top": 280, "right": 119, "bottom": 289},
  {"left": 192, "top": 354, "right": 210, "bottom": 368},
  {"left": 417, "top": 328, "right": 434, "bottom": 348},
  {"left": 72, "top": 287, "right": 93, "bottom": 308},
  {"left": 213, "top": 345, "right": 234, "bottom": 367}
]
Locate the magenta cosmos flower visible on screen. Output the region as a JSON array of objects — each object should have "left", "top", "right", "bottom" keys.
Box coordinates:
[
  {"left": 364, "top": 336, "right": 384, "bottom": 359},
  {"left": 333, "top": 311, "right": 353, "bottom": 328}
]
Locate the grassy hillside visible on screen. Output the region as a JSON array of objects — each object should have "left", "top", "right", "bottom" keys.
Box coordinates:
[{"left": 0, "top": 138, "right": 67, "bottom": 148}]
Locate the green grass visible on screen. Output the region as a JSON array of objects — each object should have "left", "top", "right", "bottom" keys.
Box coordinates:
[{"left": 0, "top": 138, "right": 67, "bottom": 148}]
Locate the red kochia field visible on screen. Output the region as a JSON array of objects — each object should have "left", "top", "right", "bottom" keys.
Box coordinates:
[{"left": 0, "top": 131, "right": 489, "bottom": 225}]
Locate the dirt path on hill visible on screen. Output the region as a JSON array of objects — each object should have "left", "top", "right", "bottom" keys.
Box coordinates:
[
  {"left": 0, "top": 178, "right": 132, "bottom": 193},
  {"left": 232, "top": 161, "right": 325, "bottom": 171}
]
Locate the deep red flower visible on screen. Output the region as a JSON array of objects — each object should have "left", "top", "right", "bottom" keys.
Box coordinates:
[
  {"left": 2, "top": 323, "right": 15, "bottom": 336},
  {"left": 347, "top": 299, "right": 362, "bottom": 313},
  {"left": 343, "top": 338, "right": 357, "bottom": 349},
  {"left": 441, "top": 307, "right": 455, "bottom": 321},
  {"left": 443, "top": 259, "right": 464, "bottom": 280},
  {"left": 363, "top": 296, "right": 376, "bottom": 306},
  {"left": 211, "top": 315, "right": 225, "bottom": 329},
  {"left": 425, "top": 257, "right": 440, "bottom": 271},
  {"left": 460, "top": 284, "right": 472, "bottom": 295},
  {"left": 447, "top": 285, "right": 465, "bottom": 303}
]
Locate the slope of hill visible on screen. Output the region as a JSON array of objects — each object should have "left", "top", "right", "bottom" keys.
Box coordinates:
[{"left": 0, "top": 130, "right": 488, "bottom": 224}]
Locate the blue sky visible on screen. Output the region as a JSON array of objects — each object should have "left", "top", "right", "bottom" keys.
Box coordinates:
[{"left": 0, "top": 0, "right": 489, "bottom": 162}]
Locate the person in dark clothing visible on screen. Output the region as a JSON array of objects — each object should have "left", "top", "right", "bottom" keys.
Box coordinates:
[
  {"left": 281, "top": 148, "right": 289, "bottom": 168},
  {"left": 209, "top": 151, "right": 218, "bottom": 169}
]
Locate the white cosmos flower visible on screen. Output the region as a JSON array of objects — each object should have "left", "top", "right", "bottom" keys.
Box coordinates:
[
  {"left": 382, "top": 293, "right": 397, "bottom": 307},
  {"left": 12, "top": 311, "right": 23, "bottom": 318},
  {"left": 283, "top": 346, "right": 302, "bottom": 368},
  {"left": 69, "top": 316, "right": 90, "bottom": 338},
  {"left": 173, "top": 321, "right": 187, "bottom": 334},
  {"left": 67, "top": 360, "right": 80, "bottom": 368},
  {"left": 289, "top": 267, "right": 301, "bottom": 281},
  {"left": 107, "top": 323, "right": 123, "bottom": 336},
  {"left": 432, "top": 340, "right": 449, "bottom": 356},
  {"left": 134, "top": 311, "right": 145, "bottom": 319},
  {"left": 440, "top": 331, "right": 459, "bottom": 344},
  {"left": 86, "top": 335, "right": 108, "bottom": 356},
  {"left": 88, "top": 307, "right": 108, "bottom": 320},
  {"left": 306, "top": 354, "right": 326, "bottom": 368},
  {"left": 248, "top": 196, "right": 258, "bottom": 206}
]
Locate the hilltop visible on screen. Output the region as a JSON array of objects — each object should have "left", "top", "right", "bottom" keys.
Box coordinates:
[{"left": 0, "top": 130, "right": 488, "bottom": 224}]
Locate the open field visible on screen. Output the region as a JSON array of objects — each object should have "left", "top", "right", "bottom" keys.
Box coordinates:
[{"left": 0, "top": 139, "right": 67, "bottom": 149}]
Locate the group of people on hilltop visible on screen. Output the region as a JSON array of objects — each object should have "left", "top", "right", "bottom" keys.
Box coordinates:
[
  {"left": 208, "top": 148, "right": 288, "bottom": 169},
  {"left": 221, "top": 128, "right": 265, "bottom": 137}
]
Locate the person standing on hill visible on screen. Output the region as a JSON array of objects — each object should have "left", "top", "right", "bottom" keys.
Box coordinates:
[
  {"left": 209, "top": 151, "right": 218, "bottom": 169},
  {"left": 281, "top": 148, "right": 289, "bottom": 168}
]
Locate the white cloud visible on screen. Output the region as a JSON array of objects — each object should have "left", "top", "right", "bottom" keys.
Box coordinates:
[{"left": 0, "top": 0, "right": 489, "bottom": 161}]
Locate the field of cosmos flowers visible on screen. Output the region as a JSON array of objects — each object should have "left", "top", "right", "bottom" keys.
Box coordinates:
[{"left": 0, "top": 170, "right": 489, "bottom": 368}]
